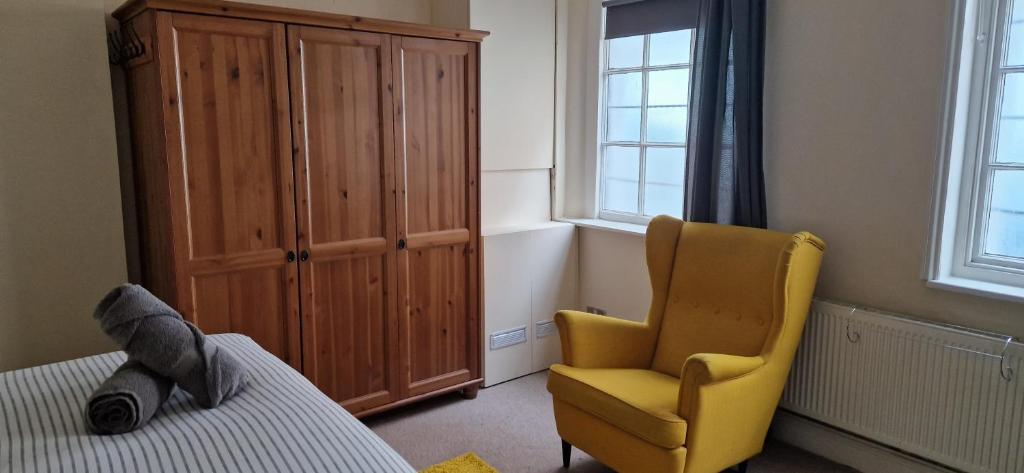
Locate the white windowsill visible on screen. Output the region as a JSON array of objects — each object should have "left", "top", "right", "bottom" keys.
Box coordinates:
[
  {"left": 481, "top": 221, "right": 574, "bottom": 237},
  {"left": 927, "top": 275, "right": 1024, "bottom": 304},
  {"left": 558, "top": 218, "right": 647, "bottom": 236}
]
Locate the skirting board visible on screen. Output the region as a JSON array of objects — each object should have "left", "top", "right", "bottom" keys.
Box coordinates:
[{"left": 769, "top": 410, "right": 957, "bottom": 473}]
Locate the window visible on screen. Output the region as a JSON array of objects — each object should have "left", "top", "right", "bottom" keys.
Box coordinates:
[
  {"left": 981, "top": 0, "right": 1024, "bottom": 261},
  {"left": 929, "top": 0, "right": 1024, "bottom": 299},
  {"left": 598, "top": 30, "right": 694, "bottom": 224}
]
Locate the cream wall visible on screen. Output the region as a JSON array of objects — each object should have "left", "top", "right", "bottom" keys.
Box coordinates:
[
  {"left": 578, "top": 229, "right": 649, "bottom": 321},
  {"left": 765, "top": 0, "right": 1023, "bottom": 338},
  {"left": 482, "top": 170, "right": 552, "bottom": 229},
  {"left": 559, "top": 0, "right": 602, "bottom": 219},
  {"left": 575, "top": 0, "right": 1024, "bottom": 338},
  {"left": 0, "top": 0, "right": 126, "bottom": 371},
  {"left": 471, "top": 0, "right": 557, "bottom": 231},
  {"left": 429, "top": 0, "right": 469, "bottom": 29},
  {"left": 241, "top": 0, "right": 430, "bottom": 21},
  {"left": 103, "top": 0, "right": 432, "bottom": 22},
  {"left": 473, "top": 0, "right": 555, "bottom": 173}
]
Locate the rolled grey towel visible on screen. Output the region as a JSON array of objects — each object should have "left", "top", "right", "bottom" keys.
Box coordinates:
[
  {"left": 85, "top": 359, "right": 173, "bottom": 435},
  {"left": 94, "top": 284, "right": 247, "bottom": 408}
]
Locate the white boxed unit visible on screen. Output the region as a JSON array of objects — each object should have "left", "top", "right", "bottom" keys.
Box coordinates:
[
  {"left": 483, "top": 222, "right": 578, "bottom": 386},
  {"left": 527, "top": 224, "right": 577, "bottom": 373},
  {"left": 481, "top": 230, "right": 533, "bottom": 386}
]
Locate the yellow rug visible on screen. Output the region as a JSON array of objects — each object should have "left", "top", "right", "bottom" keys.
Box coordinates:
[{"left": 419, "top": 453, "right": 499, "bottom": 473}]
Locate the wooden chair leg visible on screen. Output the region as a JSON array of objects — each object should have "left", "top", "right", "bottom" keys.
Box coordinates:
[
  {"left": 562, "top": 440, "right": 571, "bottom": 469},
  {"left": 736, "top": 460, "right": 748, "bottom": 473}
]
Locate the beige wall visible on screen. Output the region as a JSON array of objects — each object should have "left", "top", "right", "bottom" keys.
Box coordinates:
[
  {"left": 429, "top": 0, "right": 469, "bottom": 29},
  {"left": 244, "top": 0, "right": 430, "bottom": 21},
  {"left": 473, "top": 0, "right": 555, "bottom": 173},
  {"left": 559, "top": 0, "right": 602, "bottom": 219},
  {"left": 577, "top": 0, "right": 1024, "bottom": 338},
  {"left": 578, "top": 229, "right": 649, "bottom": 321},
  {"left": 765, "top": 0, "right": 1023, "bottom": 338},
  {"left": 0, "top": 0, "right": 126, "bottom": 371},
  {"left": 471, "top": 0, "right": 557, "bottom": 231},
  {"left": 104, "top": 0, "right": 432, "bottom": 22}
]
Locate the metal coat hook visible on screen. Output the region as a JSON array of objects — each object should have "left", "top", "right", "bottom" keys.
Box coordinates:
[
  {"left": 945, "top": 335, "right": 1017, "bottom": 382},
  {"left": 108, "top": 22, "right": 146, "bottom": 65},
  {"left": 845, "top": 307, "right": 861, "bottom": 343},
  {"left": 999, "top": 336, "right": 1015, "bottom": 382}
]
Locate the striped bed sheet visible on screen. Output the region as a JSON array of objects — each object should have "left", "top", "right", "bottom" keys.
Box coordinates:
[{"left": 0, "top": 334, "right": 415, "bottom": 473}]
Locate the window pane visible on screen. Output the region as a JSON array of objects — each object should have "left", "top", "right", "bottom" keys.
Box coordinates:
[
  {"left": 643, "top": 147, "right": 685, "bottom": 217},
  {"left": 608, "top": 35, "right": 644, "bottom": 69},
  {"left": 649, "top": 30, "right": 692, "bottom": 66},
  {"left": 603, "top": 146, "right": 640, "bottom": 213},
  {"left": 1006, "top": 0, "right": 1024, "bottom": 66},
  {"left": 607, "top": 107, "right": 641, "bottom": 141},
  {"left": 984, "top": 170, "right": 1024, "bottom": 259},
  {"left": 647, "top": 69, "right": 689, "bottom": 106},
  {"left": 607, "top": 72, "right": 642, "bottom": 106},
  {"left": 996, "top": 73, "right": 1024, "bottom": 163},
  {"left": 996, "top": 118, "right": 1024, "bottom": 163},
  {"left": 646, "top": 106, "right": 687, "bottom": 143}
]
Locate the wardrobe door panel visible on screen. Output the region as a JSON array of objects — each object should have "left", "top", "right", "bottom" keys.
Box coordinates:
[
  {"left": 158, "top": 13, "right": 300, "bottom": 367},
  {"left": 288, "top": 26, "right": 400, "bottom": 411},
  {"left": 192, "top": 267, "right": 292, "bottom": 358},
  {"left": 392, "top": 37, "right": 480, "bottom": 396},
  {"left": 406, "top": 245, "right": 468, "bottom": 386}
]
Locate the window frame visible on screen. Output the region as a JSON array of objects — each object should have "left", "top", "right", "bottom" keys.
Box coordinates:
[
  {"left": 597, "top": 31, "right": 695, "bottom": 225},
  {"left": 928, "top": 0, "right": 1024, "bottom": 301}
]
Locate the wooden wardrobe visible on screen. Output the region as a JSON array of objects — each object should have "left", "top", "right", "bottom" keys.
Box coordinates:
[{"left": 113, "top": 0, "right": 487, "bottom": 416}]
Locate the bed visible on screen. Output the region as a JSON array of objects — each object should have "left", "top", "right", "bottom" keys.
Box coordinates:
[{"left": 0, "top": 334, "right": 415, "bottom": 472}]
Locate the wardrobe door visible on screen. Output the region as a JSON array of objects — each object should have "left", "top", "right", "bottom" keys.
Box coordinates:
[
  {"left": 156, "top": 13, "right": 301, "bottom": 367},
  {"left": 392, "top": 37, "right": 481, "bottom": 396},
  {"left": 288, "top": 26, "right": 401, "bottom": 411}
]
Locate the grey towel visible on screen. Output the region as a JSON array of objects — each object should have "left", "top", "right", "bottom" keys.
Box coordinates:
[
  {"left": 94, "top": 284, "right": 248, "bottom": 408},
  {"left": 85, "top": 359, "right": 173, "bottom": 435}
]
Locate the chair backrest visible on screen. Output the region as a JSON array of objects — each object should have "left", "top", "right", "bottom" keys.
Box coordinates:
[{"left": 645, "top": 219, "right": 820, "bottom": 376}]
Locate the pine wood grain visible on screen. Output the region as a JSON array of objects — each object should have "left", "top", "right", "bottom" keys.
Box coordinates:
[
  {"left": 120, "top": 4, "right": 483, "bottom": 416},
  {"left": 157, "top": 13, "right": 301, "bottom": 367},
  {"left": 289, "top": 25, "right": 401, "bottom": 412},
  {"left": 123, "top": 10, "right": 180, "bottom": 304},
  {"left": 392, "top": 36, "right": 481, "bottom": 396}
]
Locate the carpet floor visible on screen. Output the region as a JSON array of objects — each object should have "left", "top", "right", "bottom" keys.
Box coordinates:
[{"left": 364, "top": 371, "right": 858, "bottom": 473}]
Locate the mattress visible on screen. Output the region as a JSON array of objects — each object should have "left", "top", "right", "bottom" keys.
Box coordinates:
[{"left": 0, "top": 334, "right": 414, "bottom": 473}]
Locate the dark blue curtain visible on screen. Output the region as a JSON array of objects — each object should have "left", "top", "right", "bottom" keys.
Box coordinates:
[{"left": 684, "top": 0, "right": 767, "bottom": 228}]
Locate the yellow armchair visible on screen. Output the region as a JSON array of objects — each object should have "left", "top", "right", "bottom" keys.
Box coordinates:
[{"left": 547, "top": 216, "right": 825, "bottom": 473}]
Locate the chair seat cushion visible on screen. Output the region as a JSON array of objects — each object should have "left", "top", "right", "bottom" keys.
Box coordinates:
[{"left": 547, "top": 364, "right": 687, "bottom": 449}]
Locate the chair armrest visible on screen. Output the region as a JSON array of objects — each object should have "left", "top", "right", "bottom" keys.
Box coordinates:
[
  {"left": 678, "top": 353, "right": 765, "bottom": 418},
  {"left": 554, "top": 310, "right": 656, "bottom": 369},
  {"left": 675, "top": 353, "right": 778, "bottom": 472}
]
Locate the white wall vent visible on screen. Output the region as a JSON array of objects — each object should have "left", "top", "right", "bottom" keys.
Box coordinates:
[
  {"left": 489, "top": 326, "right": 527, "bottom": 351},
  {"left": 536, "top": 320, "right": 556, "bottom": 338}
]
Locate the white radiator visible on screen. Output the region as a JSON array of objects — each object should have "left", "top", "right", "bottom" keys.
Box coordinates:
[{"left": 781, "top": 300, "right": 1024, "bottom": 473}]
